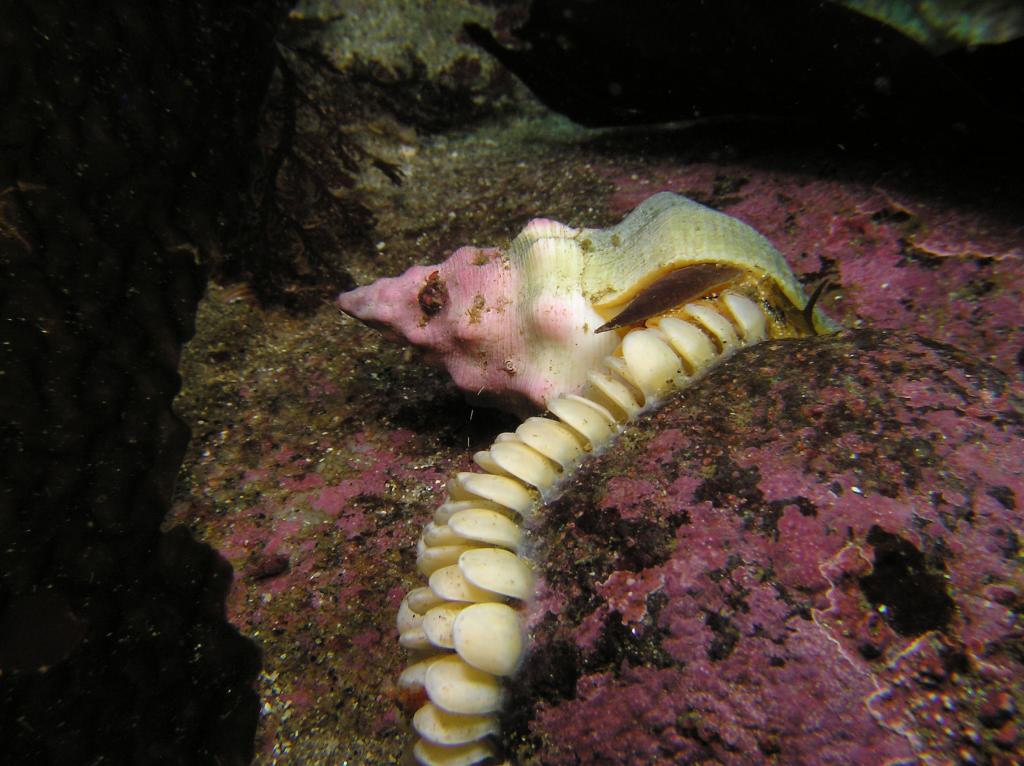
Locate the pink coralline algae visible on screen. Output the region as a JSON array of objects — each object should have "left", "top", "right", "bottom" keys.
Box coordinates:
[{"left": 507, "top": 330, "right": 1023, "bottom": 765}]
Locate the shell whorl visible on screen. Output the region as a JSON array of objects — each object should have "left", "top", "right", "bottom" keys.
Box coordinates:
[
  {"left": 578, "top": 192, "right": 835, "bottom": 336},
  {"left": 398, "top": 287, "right": 818, "bottom": 765}
]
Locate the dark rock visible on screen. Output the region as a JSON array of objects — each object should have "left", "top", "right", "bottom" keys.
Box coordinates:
[{"left": 0, "top": 1, "right": 282, "bottom": 762}]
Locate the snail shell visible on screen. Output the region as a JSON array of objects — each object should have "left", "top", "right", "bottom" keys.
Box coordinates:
[{"left": 337, "top": 192, "right": 835, "bottom": 417}]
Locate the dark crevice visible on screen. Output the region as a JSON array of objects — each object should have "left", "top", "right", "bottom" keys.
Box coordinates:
[{"left": 859, "top": 526, "right": 956, "bottom": 636}]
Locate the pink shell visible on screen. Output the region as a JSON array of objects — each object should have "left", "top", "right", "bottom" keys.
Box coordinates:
[{"left": 337, "top": 219, "right": 618, "bottom": 417}]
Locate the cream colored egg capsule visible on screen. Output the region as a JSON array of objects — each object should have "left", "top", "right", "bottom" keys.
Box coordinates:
[
  {"left": 515, "top": 416, "right": 585, "bottom": 468},
  {"left": 584, "top": 368, "right": 642, "bottom": 420},
  {"left": 447, "top": 472, "right": 536, "bottom": 516},
  {"left": 621, "top": 328, "right": 688, "bottom": 399},
  {"left": 452, "top": 602, "right": 524, "bottom": 676},
  {"left": 684, "top": 301, "right": 741, "bottom": 350},
  {"left": 413, "top": 738, "right": 498, "bottom": 766},
  {"left": 406, "top": 585, "right": 445, "bottom": 614},
  {"left": 413, "top": 702, "right": 500, "bottom": 746},
  {"left": 458, "top": 548, "right": 534, "bottom": 601},
  {"left": 424, "top": 654, "right": 504, "bottom": 715},
  {"left": 656, "top": 315, "right": 717, "bottom": 373},
  {"left": 422, "top": 521, "right": 467, "bottom": 547},
  {"left": 722, "top": 291, "right": 768, "bottom": 340},
  {"left": 416, "top": 542, "right": 481, "bottom": 577},
  {"left": 487, "top": 440, "right": 561, "bottom": 491},
  {"left": 421, "top": 602, "right": 468, "bottom": 649},
  {"left": 428, "top": 564, "right": 503, "bottom": 603},
  {"left": 398, "top": 654, "right": 444, "bottom": 694},
  {"left": 448, "top": 508, "right": 522, "bottom": 550},
  {"left": 433, "top": 498, "right": 504, "bottom": 525},
  {"left": 546, "top": 395, "right": 617, "bottom": 447}
]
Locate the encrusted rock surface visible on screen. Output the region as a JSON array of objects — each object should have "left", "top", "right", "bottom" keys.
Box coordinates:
[{"left": 509, "top": 329, "right": 1023, "bottom": 765}]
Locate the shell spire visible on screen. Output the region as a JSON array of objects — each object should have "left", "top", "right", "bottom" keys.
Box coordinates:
[{"left": 338, "top": 219, "right": 618, "bottom": 418}]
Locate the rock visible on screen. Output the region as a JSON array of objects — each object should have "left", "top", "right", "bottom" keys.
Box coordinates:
[
  {"left": 0, "top": 1, "right": 277, "bottom": 761},
  {"left": 508, "top": 329, "right": 1023, "bottom": 765}
]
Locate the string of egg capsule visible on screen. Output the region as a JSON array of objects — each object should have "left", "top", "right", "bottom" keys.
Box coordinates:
[{"left": 397, "top": 290, "right": 773, "bottom": 766}]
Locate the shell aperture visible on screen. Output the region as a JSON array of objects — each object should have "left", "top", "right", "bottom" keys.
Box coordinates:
[{"left": 593, "top": 262, "right": 743, "bottom": 333}]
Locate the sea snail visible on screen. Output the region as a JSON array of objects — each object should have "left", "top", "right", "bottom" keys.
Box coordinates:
[{"left": 338, "top": 192, "right": 837, "bottom": 765}]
